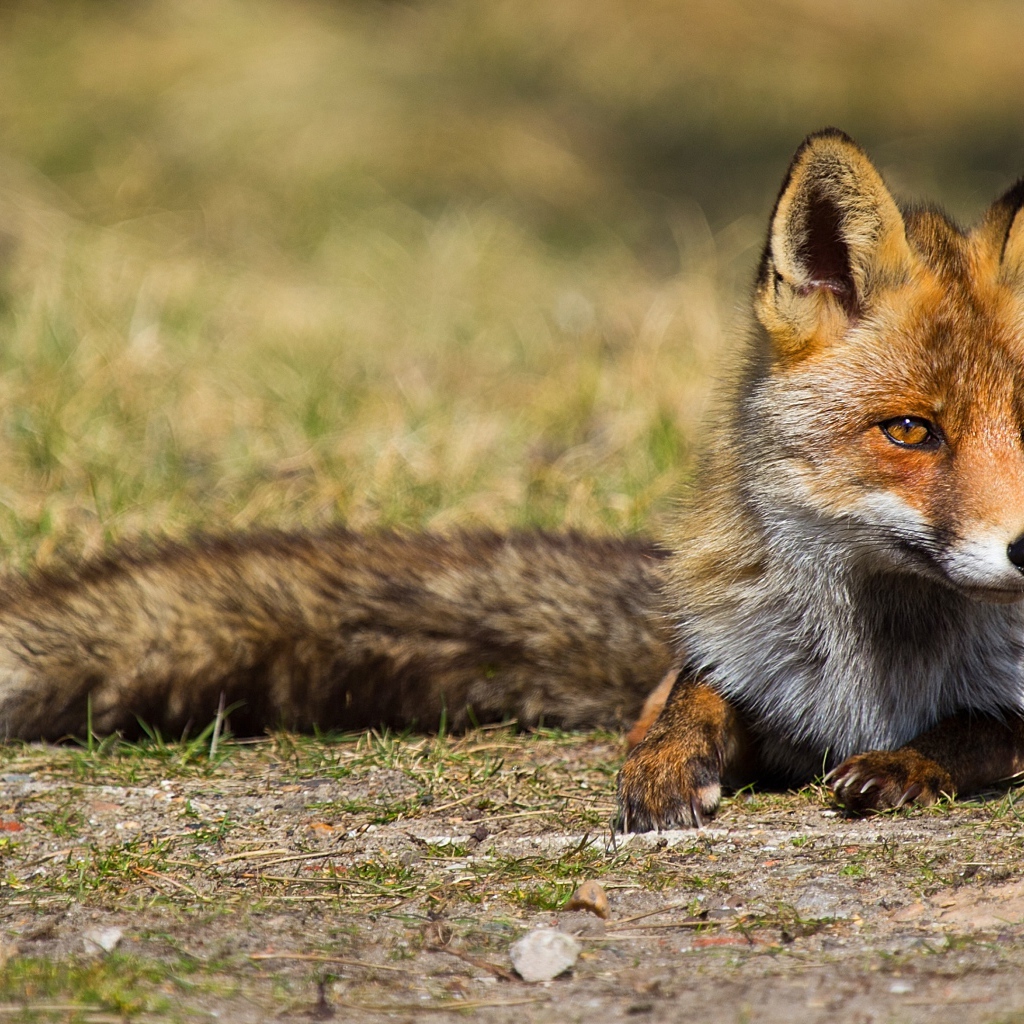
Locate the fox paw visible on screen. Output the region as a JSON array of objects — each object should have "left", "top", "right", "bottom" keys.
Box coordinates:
[
  {"left": 826, "top": 749, "right": 954, "bottom": 814},
  {"left": 616, "top": 733, "right": 721, "bottom": 831}
]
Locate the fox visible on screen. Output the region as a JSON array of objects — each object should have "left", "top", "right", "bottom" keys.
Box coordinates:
[
  {"left": 619, "top": 128, "right": 1024, "bottom": 830},
  {"left": 2, "top": 128, "right": 1024, "bottom": 835}
]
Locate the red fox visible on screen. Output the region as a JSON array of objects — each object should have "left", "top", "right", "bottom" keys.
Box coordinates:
[
  {"left": 2, "top": 129, "right": 1024, "bottom": 833},
  {"left": 620, "top": 128, "right": 1024, "bottom": 830}
]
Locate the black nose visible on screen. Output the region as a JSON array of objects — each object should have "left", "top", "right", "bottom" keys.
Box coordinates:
[{"left": 1009, "top": 536, "right": 1024, "bottom": 570}]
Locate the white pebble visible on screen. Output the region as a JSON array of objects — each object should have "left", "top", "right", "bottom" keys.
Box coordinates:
[
  {"left": 82, "top": 927, "right": 123, "bottom": 955},
  {"left": 509, "top": 927, "right": 581, "bottom": 982}
]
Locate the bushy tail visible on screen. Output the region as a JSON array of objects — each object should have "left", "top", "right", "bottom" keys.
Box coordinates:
[{"left": 0, "top": 529, "right": 675, "bottom": 741}]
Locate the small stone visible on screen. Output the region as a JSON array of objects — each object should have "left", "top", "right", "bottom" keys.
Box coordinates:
[
  {"left": 509, "top": 928, "right": 581, "bottom": 982},
  {"left": 565, "top": 880, "right": 610, "bottom": 919},
  {"left": 82, "top": 927, "right": 123, "bottom": 955}
]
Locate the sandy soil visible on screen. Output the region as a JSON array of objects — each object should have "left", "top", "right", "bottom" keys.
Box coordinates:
[{"left": 2, "top": 731, "right": 1024, "bottom": 1022}]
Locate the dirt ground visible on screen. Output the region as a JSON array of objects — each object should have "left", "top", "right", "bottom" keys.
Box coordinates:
[{"left": 2, "top": 729, "right": 1024, "bottom": 1023}]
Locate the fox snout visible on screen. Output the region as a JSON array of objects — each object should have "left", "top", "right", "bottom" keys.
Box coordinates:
[
  {"left": 947, "top": 440, "right": 1024, "bottom": 598},
  {"left": 941, "top": 526, "right": 1024, "bottom": 601}
]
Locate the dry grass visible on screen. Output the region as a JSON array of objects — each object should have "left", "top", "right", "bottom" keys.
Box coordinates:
[
  {"left": 0, "top": 177, "right": 729, "bottom": 552},
  {"left": 0, "top": 0, "right": 1021, "bottom": 564}
]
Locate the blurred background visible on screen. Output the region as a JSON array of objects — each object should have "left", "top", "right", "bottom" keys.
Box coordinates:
[{"left": 0, "top": 0, "right": 1021, "bottom": 562}]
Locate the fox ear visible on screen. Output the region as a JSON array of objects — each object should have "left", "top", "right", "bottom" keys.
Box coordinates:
[
  {"left": 984, "top": 179, "right": 1024, "bottom": 285},
  {"left": 756, "top": 129, "right": 913, "bottom": 356}
]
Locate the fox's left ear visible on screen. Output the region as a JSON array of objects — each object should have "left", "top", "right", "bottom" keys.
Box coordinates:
[
  {"left": 982, "top": 179, "right": 1024, "bottom": 286},
  {"left": 756, "top": 129, "right": 914, "bottom": 357}
]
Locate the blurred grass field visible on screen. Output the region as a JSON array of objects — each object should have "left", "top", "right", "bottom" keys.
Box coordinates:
[{"left": 0, "top": 0, "right": 1022, "bottom": 565}]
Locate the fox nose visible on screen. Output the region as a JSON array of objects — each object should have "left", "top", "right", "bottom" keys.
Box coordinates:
[{"left": 1009, "top": 536, "right": 1024, "bottom": 570}]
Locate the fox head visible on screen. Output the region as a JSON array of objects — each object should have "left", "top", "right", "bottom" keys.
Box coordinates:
[{"left": 747, "top": 128, "right": 1024, "bottom": 602}]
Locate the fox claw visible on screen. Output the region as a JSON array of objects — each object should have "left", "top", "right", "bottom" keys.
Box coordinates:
[
  {"left": 690, "top": 794, "right": 705, "bottom": 829},
  {"left": 894, "top": 782, "right": 923, "bottom": 809}
]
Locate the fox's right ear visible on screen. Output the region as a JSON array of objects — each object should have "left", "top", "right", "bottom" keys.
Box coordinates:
[
  {"left": 755, "top": 129, "right": 914, "bottom": 358},
  {"left": 983, "top": 179, "right": 1024, "bottom": 286}
]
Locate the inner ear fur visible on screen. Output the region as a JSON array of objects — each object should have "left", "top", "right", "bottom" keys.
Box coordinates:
[{"left": 756, "top": 129, "right": 913, "bottom": 352}]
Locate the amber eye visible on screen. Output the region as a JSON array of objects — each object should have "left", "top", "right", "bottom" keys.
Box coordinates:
[{"left": 880, "top": 416, "right": 939, "bottom": 448}]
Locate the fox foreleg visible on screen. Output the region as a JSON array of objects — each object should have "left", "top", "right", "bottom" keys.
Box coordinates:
[{"left": 616, "top": 673, "right": 749, "bottom": 830}]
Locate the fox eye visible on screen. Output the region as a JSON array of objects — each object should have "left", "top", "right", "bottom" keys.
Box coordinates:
[{"left": 880, "top": 416, "right": 939, "bottom": 448}]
